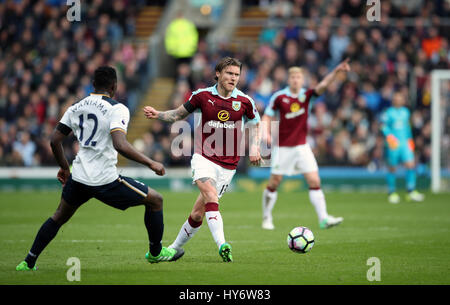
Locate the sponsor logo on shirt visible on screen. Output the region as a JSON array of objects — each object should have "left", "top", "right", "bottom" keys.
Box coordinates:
[
  {"left": 207, "top": 121, "right": 236, "bottom": 129},
  {"left": 290, "top": 103, "right": 300, "bottom": 112},
  {"left": 285, "top": 103, "right": 305, "bottom": 119},
  {"left": 217, "top": 110, "right": 230, "bottom": 122}
]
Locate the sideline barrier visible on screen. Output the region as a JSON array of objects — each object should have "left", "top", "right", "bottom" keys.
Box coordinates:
[{"left": 0, "top": 167, "right": 434, "bottom": 192}]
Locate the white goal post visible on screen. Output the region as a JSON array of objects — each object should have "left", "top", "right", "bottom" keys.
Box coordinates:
[{"left": 431, "top": 69, "right": 450, "bottom": 193}]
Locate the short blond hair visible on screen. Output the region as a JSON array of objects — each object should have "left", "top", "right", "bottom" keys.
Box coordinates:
[{"left": 288, "top": 66, "right": 304, "bottom": 75}]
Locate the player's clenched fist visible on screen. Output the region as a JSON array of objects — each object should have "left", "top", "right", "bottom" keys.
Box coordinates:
[
  {"left": 335, "top": 58, "right": 351, "bottom": 73},
  {"left": 149, "top": 160, "right": 165, "bottom": 176},
  {"left": 143, "top": 106, "right": 159, "bottom": 119},
  {"left": 57, "top": 168, "right": 70, "bottom": 186},
  {"left": 249, "top": 144, "right": 262, "bottom": 166}
]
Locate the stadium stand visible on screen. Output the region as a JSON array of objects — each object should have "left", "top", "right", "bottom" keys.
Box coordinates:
[
  {"left": 0, "top": 0, "right": 449, "bottom": 176},
  {"left": 140, "top": 0, "right": 449, "bottom": 173},
  {"left": 0, "top": 0, "right": 162, "bottom": 166}
]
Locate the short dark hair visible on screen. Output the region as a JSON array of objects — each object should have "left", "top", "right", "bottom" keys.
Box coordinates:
[
  {"left": 214, "top": 57, "right": 242, "bottom": 81},
  {"left": 93, "top": 66, "right": 117, "bottom": 90}
]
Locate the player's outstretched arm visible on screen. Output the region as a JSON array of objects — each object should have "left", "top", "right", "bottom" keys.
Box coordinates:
[
  {"left": 111, "top": 130, "right": 165, "bottom": 176},
  {"left": 143, "top": 105, "right": 190, "bottom": 123},
  {"left": 314, "top": 58, "right": 351, "bottom": 95},
  {"left": 50, "top": 124, "right": 72, "bottom": 186}
]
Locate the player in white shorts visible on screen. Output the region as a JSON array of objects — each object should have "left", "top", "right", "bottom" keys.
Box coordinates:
[
  {"left": 261, "top": 60, "right": 351, "bottom": 230},
  {"left": 190, "top": 153, "right": 236, "bottom": 199},
  {"left": 270, "top": 144, "right": 319, "bottom": 176},
  {"left": 144, "top": 57, "right": 261, "bottom": 262}
]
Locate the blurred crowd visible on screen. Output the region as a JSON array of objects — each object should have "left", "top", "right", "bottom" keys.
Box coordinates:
[
  {"left": 1, "top": 0, "right": 449, "bottom": 173},
  {"left": 0, "top": 0, "right": 152, "bottom": 166},
  {"left": 147, "top": 0, "right": 450, "bottom": 172}
]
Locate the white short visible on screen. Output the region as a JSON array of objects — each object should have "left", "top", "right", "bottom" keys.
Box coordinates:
[
  {"left": 191, "top": 153, "right": 236, "bottom": 198},
  {"left": 270, "top": 144, "right": 318, "bottom": 176}
]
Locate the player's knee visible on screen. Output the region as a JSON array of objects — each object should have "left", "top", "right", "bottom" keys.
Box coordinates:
[
  {"left": 51, "top": 212, "right": 64, "bottom": 226},
  {"left": 52, "top": 209, "right": 72, "bottom": 226},
  {"left": 147, "top": 192, "right": 163, "bottom": 211},
  {"left": 202, "top": 190, "right": 218, "bottom": 203},
  {"left": 190, "top": 211, "right": 203, "bottom": 223},
  {"left": 51, "top": 200, "right": 76, "bottom": 226},
  {"left": 268, "top": 175, "right": 282, "bottom": 190},
  {"left": 307, "top": 177, "right": 321, "bottom": 189}
]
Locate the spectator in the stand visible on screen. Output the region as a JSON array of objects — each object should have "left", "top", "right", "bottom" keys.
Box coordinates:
[
  {"left": 13, "top": 131, "right": 36, "bottom": 167},
  {"left": 165, "top": 12, "right": 199, "bottom": 68},
  {"left": 0, "top": 0, "right": 150, "bottom": 166},
  {"left": 2, "top": 0, "right": 449, "bottom": 171},
  {"left": 422, "top": 27, "right": 443, "bottom": 59},
  {"left": 268, "top": 0, "right": 293, "bottom": 18},
  {"left": 329, "top": 26, "right": 350, "bottom": 67}
]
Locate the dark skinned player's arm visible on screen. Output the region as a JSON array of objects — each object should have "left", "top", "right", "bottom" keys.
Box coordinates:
[
  {"left": 111, "top": 130, "right": 165, "bottom": 175},
  {"left": 50, "top": 124, "right": 71, "bottom": 171}
]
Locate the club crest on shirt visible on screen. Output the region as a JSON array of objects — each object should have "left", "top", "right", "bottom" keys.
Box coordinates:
[
  {"left": 232, "top": 101, "right": 241, "bottom": 111},
  {"left": 299, "top": 92, "right": 306, "bottom": 103}
]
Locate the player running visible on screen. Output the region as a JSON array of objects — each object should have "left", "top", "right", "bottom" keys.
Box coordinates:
[
  {"left": 143, "top": 57, "right": 261, "bottom": 262},
  {"left": 260, "top": 60, "right": 350, "bottom": 230},
  {"left": 16, "top": 67, "right": 183, "bottom": 271},
  {"left": 381, "top": 92, "right": 425, "bottom": 204}
]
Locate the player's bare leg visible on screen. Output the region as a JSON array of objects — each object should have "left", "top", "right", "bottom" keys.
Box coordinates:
[
  {"left": 262, "top": 174, "right": 283, "bottom": 230},
  {"left": 17, "top": 198, "right": 78, "bottom": 271},
  {"left": 304, "top": 171, "right": 343, "bottom": 229},
  {"left": 403, "top": 161, "right": 424, "bottom": 202},
  {"left": 196, "top": 178, "right": 232, "bottom": 262},
  {"left": 169, "top": 193, "right": 204, "bottom": 251}
]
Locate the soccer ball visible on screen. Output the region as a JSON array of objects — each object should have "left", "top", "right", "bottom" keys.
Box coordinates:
[{"left": 287, "top": 226, "right": 315, "bottom": 253}]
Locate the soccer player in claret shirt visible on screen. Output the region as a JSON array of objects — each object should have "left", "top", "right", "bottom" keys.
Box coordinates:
[
  {"left": 144, "top": 57, "right": 261, "bottom": 262},
  {"left": 381, "top": 91, "right": 424, "bottom": 204},
  {"left": 260, "top": 59, "right": 351, "bottom": 230},
  {"left": 16, "top": 67, "right": 183, "bottom": 271}
]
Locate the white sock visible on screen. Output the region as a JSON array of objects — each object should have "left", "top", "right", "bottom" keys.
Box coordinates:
[
  {"left": 262, "top": 187, "right": 277, "bottom": 222},
  {"left": 205, "top": 202, "right": 225, "bottom": 249},
  {"left": 309, "top": 188, "right": 329, "bottom": 222},
  {"left": 169, "top": 216, "right": 202, "bottom": 250}
]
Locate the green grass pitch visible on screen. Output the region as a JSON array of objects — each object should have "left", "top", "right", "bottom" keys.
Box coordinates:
[{"left": 1, "top": 190, "right": 449, "bottom": 285}]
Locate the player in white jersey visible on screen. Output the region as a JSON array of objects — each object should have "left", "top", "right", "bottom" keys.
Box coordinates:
[{"left": 16, "top": 67, "right": 183, "bottom": 271}]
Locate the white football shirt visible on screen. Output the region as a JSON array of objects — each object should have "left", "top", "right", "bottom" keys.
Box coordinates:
[{"left": 59, "top": 93, "right": 130, "bottom": 186}]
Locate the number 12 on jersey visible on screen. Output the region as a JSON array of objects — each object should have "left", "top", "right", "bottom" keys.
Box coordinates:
[{"left": 78, "top": 113, "right": 98, "bottom": 147}]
